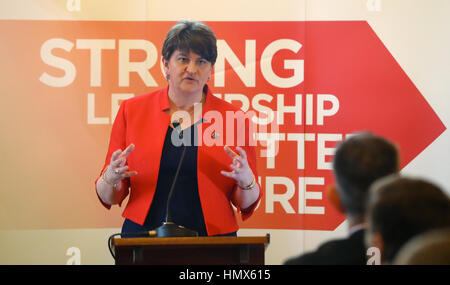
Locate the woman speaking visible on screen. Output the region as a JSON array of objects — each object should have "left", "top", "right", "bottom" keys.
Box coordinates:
[{"left": 95, "top": 20, "right": 261, "bottom": 237}]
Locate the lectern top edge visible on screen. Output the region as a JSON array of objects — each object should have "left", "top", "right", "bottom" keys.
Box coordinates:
[{"left": 113, "top": 235, "right": 270, "bottom": 247}]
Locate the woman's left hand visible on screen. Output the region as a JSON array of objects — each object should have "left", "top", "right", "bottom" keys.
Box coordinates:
[{"left": 220, "top": 145, "right": 255, "bottom": 188}]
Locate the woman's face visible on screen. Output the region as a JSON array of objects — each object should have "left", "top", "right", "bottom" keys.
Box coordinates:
[{"left": 163, "top": 49, "right": 213, "bottom": 96}]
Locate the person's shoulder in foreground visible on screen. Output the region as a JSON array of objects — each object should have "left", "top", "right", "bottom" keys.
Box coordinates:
[{"left": 284, "top": 229, "right": 367, "bottom": 265}]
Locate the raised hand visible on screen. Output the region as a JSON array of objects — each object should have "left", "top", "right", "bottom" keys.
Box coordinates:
[
  {"left": 220, "top": 145, "right": 254, "bottom": 189},
  {"left": 104, "top": 143, "right": 138, "bottom": 186}
]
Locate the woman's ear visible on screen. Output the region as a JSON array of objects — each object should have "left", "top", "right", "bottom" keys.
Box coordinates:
[
  {"left": 326, "top": 185, "right": 345, "bottom": 213},
  {"left": 206, "top": 64, "right": 214, "bottom": 81},
  {"left": 162, "top": 57, "right": 169, "bottom": 77}
]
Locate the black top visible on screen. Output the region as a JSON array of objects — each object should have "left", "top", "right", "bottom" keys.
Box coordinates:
[
  {"left": 121, "top": 122, "right": 207, "bottom": 236},
  {"left": 283, "top": 229, "right": 367, "bottom": 265}
]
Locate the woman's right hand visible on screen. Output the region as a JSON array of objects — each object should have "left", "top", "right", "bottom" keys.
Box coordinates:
[{"left": 104, "top": 143, "right": 138, "bottom": 186}]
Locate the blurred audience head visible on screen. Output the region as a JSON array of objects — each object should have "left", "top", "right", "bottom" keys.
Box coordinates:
[
  {"left": 366, "top": 176, "right": 450, "bottom": 264},
  {"left": 393, "top": 228, "right": 450, "bottom": 265},
  {"left": 329, "top": 132, "right": 399, "bottom": 223}
]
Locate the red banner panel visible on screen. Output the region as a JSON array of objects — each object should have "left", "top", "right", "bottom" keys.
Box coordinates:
[{"left": 0, "top": 21, "right": 444, "bottom": 230}]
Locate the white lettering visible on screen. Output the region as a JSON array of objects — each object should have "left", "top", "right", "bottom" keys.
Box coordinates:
[
  {"left": 306, "top": 94, "right": 314, "bottom": 125},
  {"left": 118, "top": 39, "right": 158, "bottom": 87},
  {"left": 260, "top": 39, "right": 304, "bottom": 88},
  {"left": 317, "top": 133, "right": 343, "bottom": 170},
  {"left": 277, "top": 93, "right": 302, "bottom": 125},
  {"left": 111, "top": 93, "right": 134, "bottom": 123},
  {"left": 255, "top": 133, "right": 285, "bottom": 168},
  {"left": 87, "top": 93, "right": 109, "bottom": 124},
  {"left": 251, "top": 93, "right": 274, "bottom": 125},
  {"left": 76, "top": 39, "right": 115, "bottom": 87},
  {"left": 39, "top": 38, "right": 76, "bottom": 87},
  {"left": 287, "top": 133, "right": 315, "bottom": 169},
  {"left": 298, "top": 177, "right": 325, "bottom": 214},
  {"left": 317, "top": 94, "right": 339, "bottom": 125},
  {"left": 265, "top": 176, "right": 296, "bottom": 214},
  {"left": 215, "top": 40, "right": 256, "bottom": 87}
]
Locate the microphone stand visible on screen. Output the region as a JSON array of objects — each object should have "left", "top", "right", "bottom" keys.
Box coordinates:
[{"left": 152, "top": 122, "right": 198, "bottom": 237}]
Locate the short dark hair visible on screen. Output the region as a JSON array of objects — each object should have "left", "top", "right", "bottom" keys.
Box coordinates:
[
  {"left": 162, "top": 20, "right": 217, "bottom": 65},
  {"left": 368, "top": 176, "right": 450, "bottom": 263},
  {"left": 332, "top": 132, "right": 398, "bottom": 218}
]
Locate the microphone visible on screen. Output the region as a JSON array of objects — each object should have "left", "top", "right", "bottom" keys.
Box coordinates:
[
  {"left": 152, "top": 119, "right": 199, "bottom": 237},
  {"left": 171, "top": 119, "right": 183, "bottom": 138}
]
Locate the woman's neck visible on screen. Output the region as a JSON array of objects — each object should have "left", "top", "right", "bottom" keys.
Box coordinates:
[
  {"left": 168, "top": 87, "right": 204, "bottom": 110},
  {"left": 167, "top": 87, "right": 205, "bottom": 129}
]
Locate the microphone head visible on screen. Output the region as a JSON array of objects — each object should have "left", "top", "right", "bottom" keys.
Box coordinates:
[{"left": 172, "top": 120, "right": 181, "bottom": 128}]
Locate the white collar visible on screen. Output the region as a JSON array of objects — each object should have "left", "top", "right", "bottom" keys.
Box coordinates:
[{"left": 349, "top": 223, "right": 367, "bottom": 235}]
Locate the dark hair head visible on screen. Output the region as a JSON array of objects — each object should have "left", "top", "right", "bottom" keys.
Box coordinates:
[
  {"left": 162, "top": 20, "right": 217, "bottom": 65},
  {"left": 332, "top": 132, "right": 399, "bottom": 218},
  {"left": 393, "top": 228, "right": 450, "bottom": 265},
  {"left": 367, "top": 176, "right": 450, "bottom": 263}
]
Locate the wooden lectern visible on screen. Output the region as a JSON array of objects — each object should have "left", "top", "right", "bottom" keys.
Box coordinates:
[{"left": 112, "top": 234, "right": 270, "bottom": 265}]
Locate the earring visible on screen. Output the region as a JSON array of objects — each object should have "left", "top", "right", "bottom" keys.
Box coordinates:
[{"left": 165, "top": 74, "right": 170, "bottom": 80}]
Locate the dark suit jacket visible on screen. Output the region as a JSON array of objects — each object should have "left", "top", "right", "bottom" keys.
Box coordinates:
[{"left": 283, "top": 229, "right": 367, "bottom": 265}]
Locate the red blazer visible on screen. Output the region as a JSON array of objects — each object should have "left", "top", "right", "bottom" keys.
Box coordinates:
[{"left": 96, "top": 86, "right": 261, "bottom": 236}]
